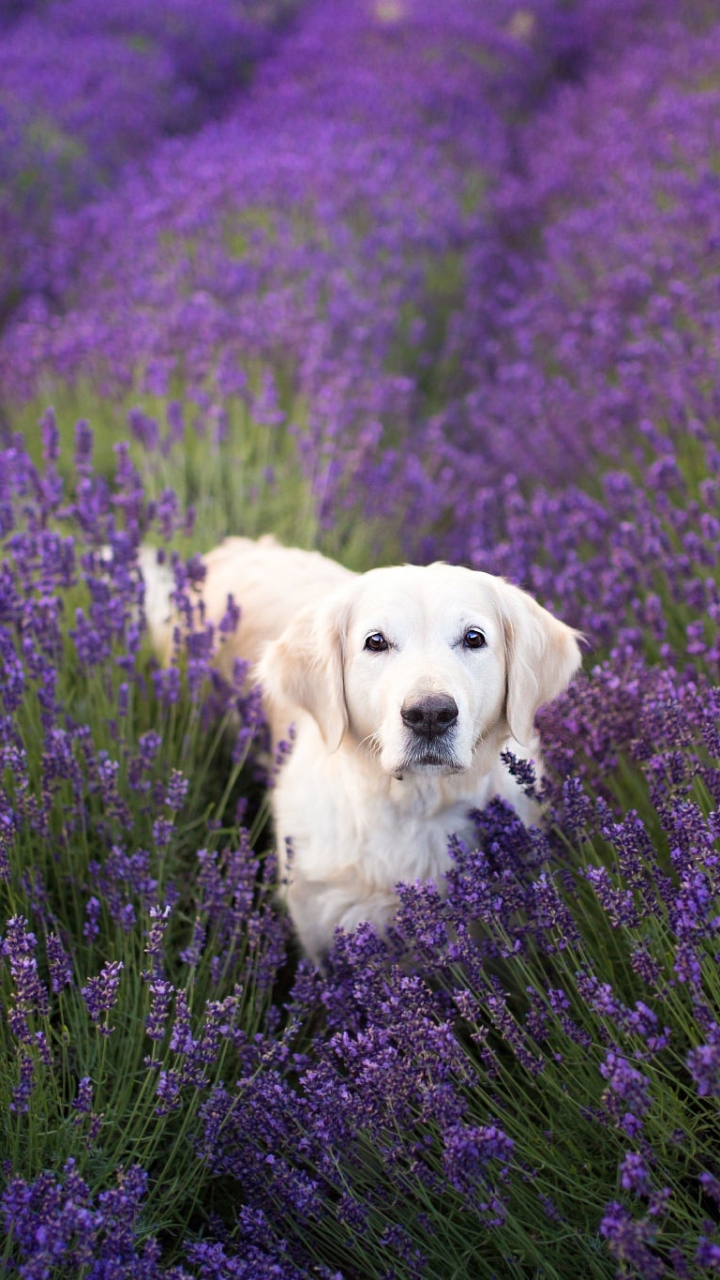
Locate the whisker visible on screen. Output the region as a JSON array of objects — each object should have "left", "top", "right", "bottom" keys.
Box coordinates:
[{"left": 355, "top": 731, "right": 381, "bottom": 757}]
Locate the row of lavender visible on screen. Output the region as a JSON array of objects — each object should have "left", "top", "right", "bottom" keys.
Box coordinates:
[
  {"left": 2, "top": 0, "right": 720, "bottom": 1275},
  {"left": 0, "top": 0, "right": 297, "bottom": 326}
]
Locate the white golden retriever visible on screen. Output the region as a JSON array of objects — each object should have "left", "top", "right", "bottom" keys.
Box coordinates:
[{"left": 141, "top": 537, "right": 582, "bottom": 964}]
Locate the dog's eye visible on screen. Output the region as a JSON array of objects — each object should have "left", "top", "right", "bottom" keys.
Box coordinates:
[
  {"left": 364, "top": 632, "right": 389, "bottom": 653},
  {"left": 463, "top": 628, "right": 486, "bottom": 650}
]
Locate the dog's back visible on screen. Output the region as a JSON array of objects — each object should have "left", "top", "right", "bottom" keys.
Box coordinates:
[{"left": 140, "top": 535, "right": 355, "bottom": 677}]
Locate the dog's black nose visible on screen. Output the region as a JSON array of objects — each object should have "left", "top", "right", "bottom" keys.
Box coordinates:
[{"left": 401, "top": 693, "right": 459, "bottom": 738}]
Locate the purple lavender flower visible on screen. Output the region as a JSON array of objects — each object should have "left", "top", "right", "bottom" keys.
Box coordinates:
[
  {"left": 164, "top": 769, "right": 188, "bottom": 811},
  {"left": 442, "top": 1121, "right": 514, "bottom": 1209},
  {"left": 141, "top": 907, "right": 175, "bottom": 1043},
  {"left": 179, "top": 917, "right": 207, "bottom": 968},
  {"left": 687, "top": 1041, "right": 720, "bottom": 1099},
  {"left": 0, "top": 1158, "right": 159, "bottom": 1273},
  {"left": 145, "top": 976, "right": 174, "bottom": 1043},
  {"left": 620, "top": 1151, "right": 652, "bottom": 1198},
  {"left": 128, "top": 406, "right": 160, "bottom": 452},
  {"left": 696, "top": 1237, "right": 720, "bottom": 1269},
  {"left": 599, "top": 1051, "right": 652, "bottom": 1136},
  {"left": 11, "top": 1051, "right": 36, "bottom": 1114},
  {"left": 74, "top": 419, "right": 94, "bottom": 477},
  {"left": 83, "top": 894, "right": 101, "bottom": 942},
  {"left": 600, "top": 1201, "right": 667, "bottom": 1279},
  {"left": 699, "top": 1171, "right": 720, "bottom": 1206},
  {"left": 72, "top": 1076, "right": 94, "bottom": 1116},
  {"left": 1, "top": 915, "right": 50, "bottom": 1041},
  {"left": 81, "top": 959, "right": 124, "bottom": 1034},
  {"left": 152, "top": 816, "right": 175, "bottom": 850},
  {"left": 46, "top": 933, "right": 73, "bottom": 993}
]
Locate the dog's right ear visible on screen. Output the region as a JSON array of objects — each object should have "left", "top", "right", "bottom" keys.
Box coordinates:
[
  {"left": 257, "top": 593, "right": 350, "bottom": 752},
  {"left": 494, "top": 579, "right": 583, "bottom": 748}
]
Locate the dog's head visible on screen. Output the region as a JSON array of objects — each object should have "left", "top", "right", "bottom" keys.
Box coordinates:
[{"left": 258, "top": 563, "right": 582, "bottom": 778}]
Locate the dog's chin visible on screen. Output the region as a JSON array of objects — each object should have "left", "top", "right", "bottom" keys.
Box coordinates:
[{"left": 390, "top": 750, "right": 466, "bottom": 781}]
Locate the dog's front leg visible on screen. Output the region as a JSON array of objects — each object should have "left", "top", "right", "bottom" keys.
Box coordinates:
[{"left": 286, "top": 872, "right": 399, "bottom": 967}]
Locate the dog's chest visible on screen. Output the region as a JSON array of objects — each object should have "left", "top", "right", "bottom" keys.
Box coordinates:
[
  {"left": 358, "top": 790, "right": 477, "bottom": 890},
  {"left": 273, "top": 731, "right": 498, "bottom": 892}
]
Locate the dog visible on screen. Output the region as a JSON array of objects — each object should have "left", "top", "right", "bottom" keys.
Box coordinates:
[{"left": 140, "top": 537, "right": 582, "bottom": 964}]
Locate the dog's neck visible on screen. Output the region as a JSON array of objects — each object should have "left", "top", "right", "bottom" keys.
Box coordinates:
[{"left": 386, "top": 769, "right": 495, "bottom": 820}]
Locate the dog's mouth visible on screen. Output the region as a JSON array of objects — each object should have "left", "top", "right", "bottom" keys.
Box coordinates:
[{"left": 392, "top": 742, "right": 465, "bottom": 780}]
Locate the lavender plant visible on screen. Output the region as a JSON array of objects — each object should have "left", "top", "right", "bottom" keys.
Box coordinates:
[{"left": 0, "top": 424, "right": 290, "bottom": 1273}]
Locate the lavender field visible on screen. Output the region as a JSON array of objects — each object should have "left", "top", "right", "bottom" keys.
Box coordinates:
[{"left": 2, "top": 0, "right": 720, "bottom": 1275}]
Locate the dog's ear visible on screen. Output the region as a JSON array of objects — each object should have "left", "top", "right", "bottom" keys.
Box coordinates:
[
  {"left": 257, "top": 593, "right": 350, "bottom": 752},
  {"left": 495, "top": 580, "right": 583, "bottom": 747}
]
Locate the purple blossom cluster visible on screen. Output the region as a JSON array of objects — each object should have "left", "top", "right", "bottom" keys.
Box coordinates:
[
  {"left": 0, "top": 1161, "right": 164, "bottom": 1277},
  {"left": 2, "top": 0, "right": 720, "bottom": 1276}
]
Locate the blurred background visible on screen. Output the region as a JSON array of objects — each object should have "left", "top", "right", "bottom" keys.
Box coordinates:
[{"left": 3, "top": 0, "right": 716, "bottom": 573}]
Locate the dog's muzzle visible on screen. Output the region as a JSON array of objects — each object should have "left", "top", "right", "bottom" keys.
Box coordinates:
[{"left": 395, "top": 693, "right": 462, "bottom": 775}]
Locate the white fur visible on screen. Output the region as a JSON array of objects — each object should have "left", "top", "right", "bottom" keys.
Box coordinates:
[{"left": 141, "top": 538, "right": 582, "bottom": 964}]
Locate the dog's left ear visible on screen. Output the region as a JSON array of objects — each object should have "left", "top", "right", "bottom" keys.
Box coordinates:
[
  {"left": 495, "top": 580, "right": 583, "bottom": 747},
  {"left": 256, "top": 592, "right": 350, "bottom": 752}
]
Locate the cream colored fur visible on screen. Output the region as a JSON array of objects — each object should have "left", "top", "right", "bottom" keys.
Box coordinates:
[{"left": 141, "top": 537, "right": 582, "bottom": 964}]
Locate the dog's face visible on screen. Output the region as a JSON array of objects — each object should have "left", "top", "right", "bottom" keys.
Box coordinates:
[
  {"left": 342, "top": 565, "right": 508, "bottom": 777},
  {"left": 259, "top": 562, "right": 582, "bottom": 778}
]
